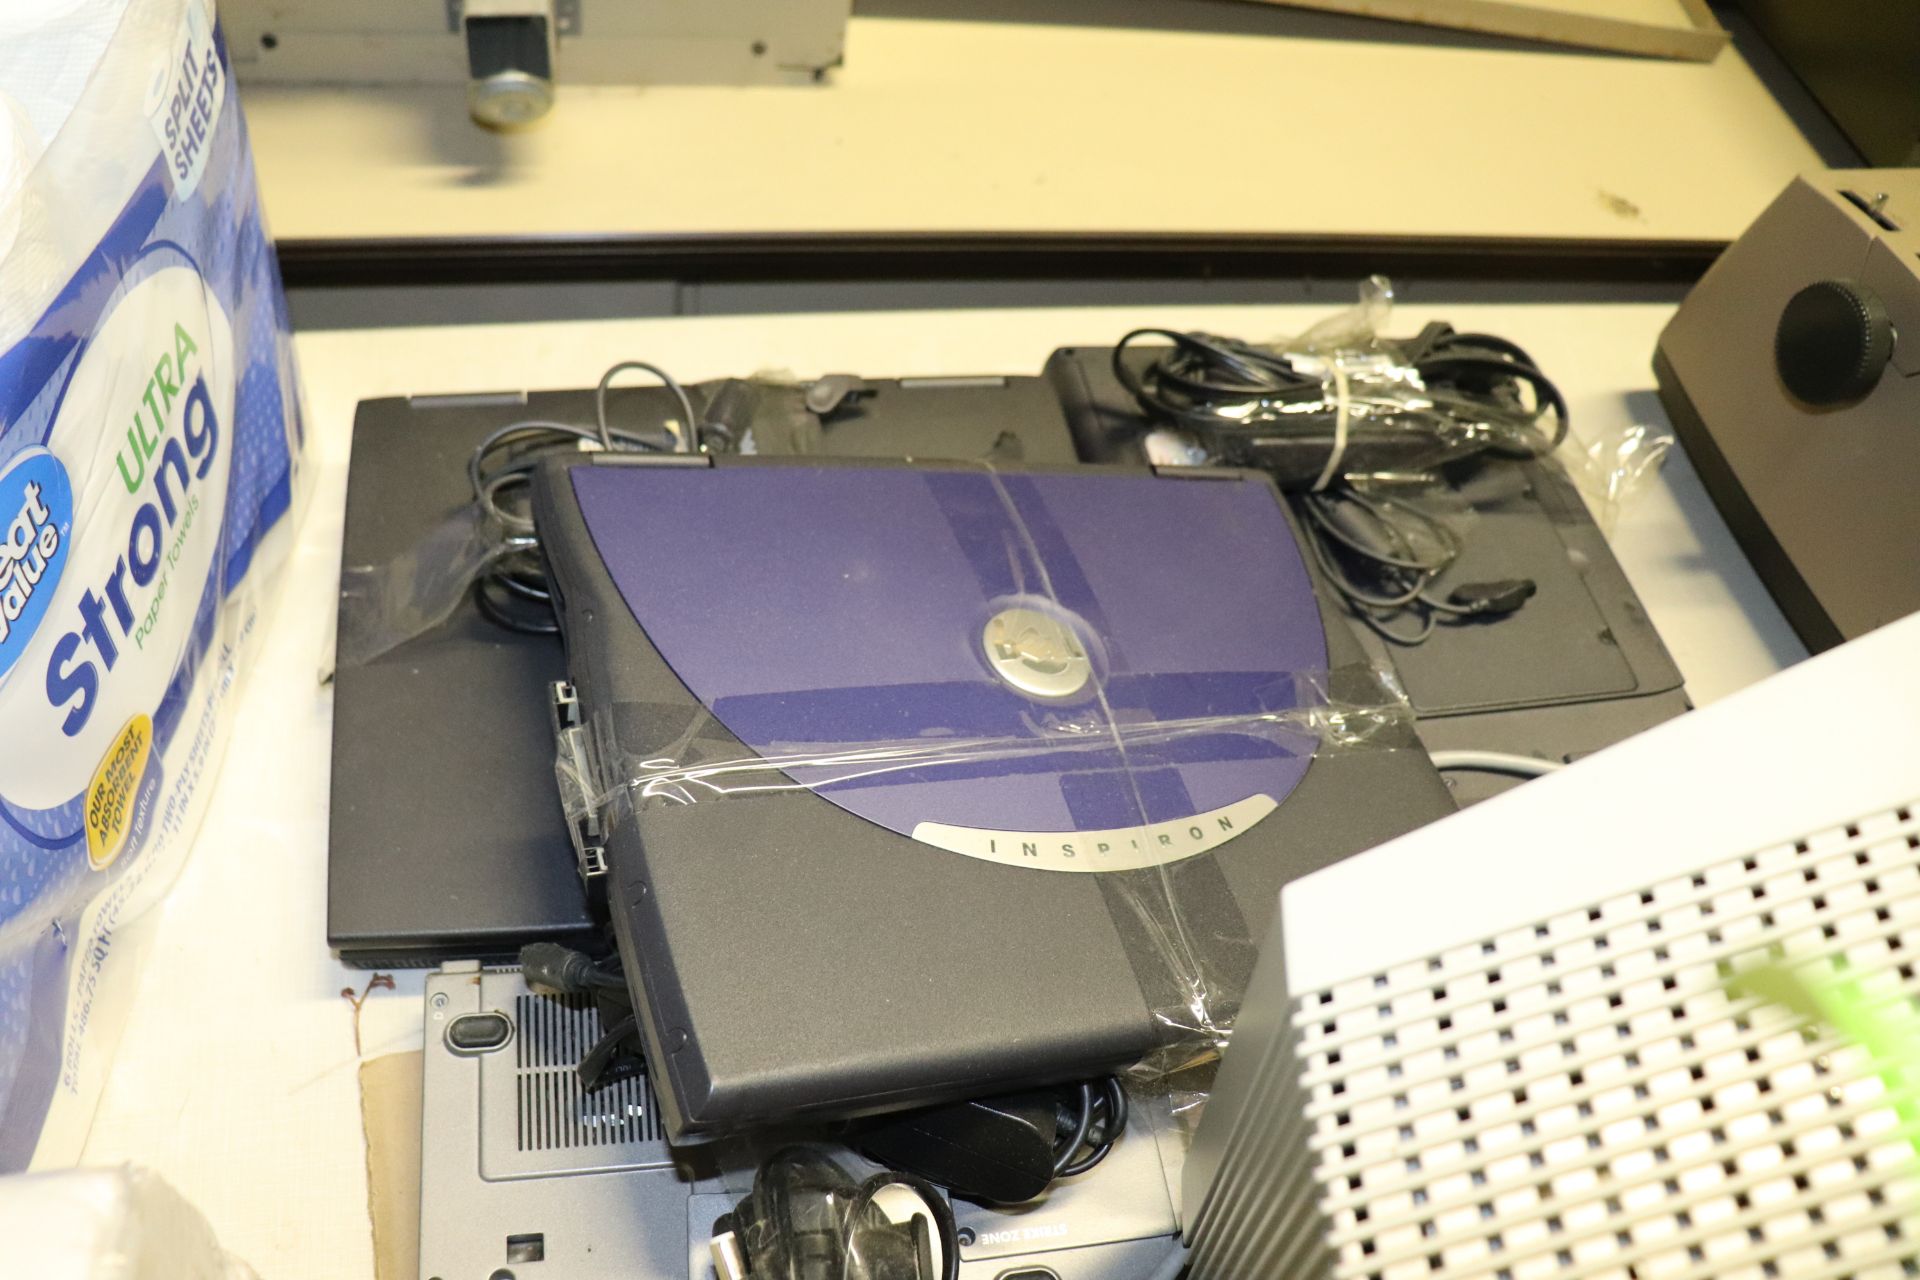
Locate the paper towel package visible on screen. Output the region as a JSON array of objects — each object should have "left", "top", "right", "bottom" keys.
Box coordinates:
[{"left": 0, "top": 0, "right": 305, "bottom": 1167}]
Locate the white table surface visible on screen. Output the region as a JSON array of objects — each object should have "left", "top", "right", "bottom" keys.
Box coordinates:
[{"left": 72, "top": 299, "right": 1806, "bottom": 1280}]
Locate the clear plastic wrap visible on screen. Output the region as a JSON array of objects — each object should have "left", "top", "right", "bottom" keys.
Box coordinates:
[
  {"left": 335, "top": 503, "right": 518, "bottom": 668},
  {"left": 0, "top": 1164, "right": 258, "bottom": 1279},
  {"left": 571, "top": 676, "right": 1402, "bottom": 819},
  {"left": 1560, "top": 416, "right": 1675, "bottom": 535},
  {"left": 558, "top": 673, "right": 1420, "bottom": 1081}
]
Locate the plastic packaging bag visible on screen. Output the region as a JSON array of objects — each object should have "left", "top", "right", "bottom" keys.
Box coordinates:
[
  {"left": 0, "top": 0, "right": 306, "bottom": 1168},
  {"left": 1116, "top": 277, "right": 1572, "bottom": 492},
  {"left": 1284, "top": 279, "right": 1677, "bottom": 536},
  {"left": 1561, "top": 417, "right": 1674, "bottom": 536},
  {"left": 0, "top": 1164, "right": 258, "bottom": 1279}
]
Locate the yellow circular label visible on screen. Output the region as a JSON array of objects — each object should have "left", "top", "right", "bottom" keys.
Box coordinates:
[{"left": 85, "top": 714, "right": 152, "bottom": 870}]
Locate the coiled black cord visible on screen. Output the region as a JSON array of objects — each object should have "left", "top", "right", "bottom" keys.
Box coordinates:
[
  {"left": 1112, "top": 323, "right": 1568, "bottom": 459},
  {"left": 1053, "top": 1077, "right": 1128, "bottom": 1179},
  {"left": 468, "top": 361, "right": 702, "bottom": 634},
  {"left": 1111, "top": 327, "right": 1325, "bottom": 424},
  {"left": 1116, "top": 324, "right": 1562, "bottom": 643},
  {"left": 1296, "top": 486, "right": 1537, "bottom": 646}
]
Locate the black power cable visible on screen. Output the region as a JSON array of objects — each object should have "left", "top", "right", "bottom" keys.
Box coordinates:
[
  {"left": 1052, "top": 1077, "right": 1127, "bottom": 1180},
  {"left": 1115, "top": 324, "right": 1561, "bottom": 643},
  {"left": 1295, "top": 486, "right": 1534, "bottom": 645},
  {"left": 519, "top": 940, "right": 625, "bottom": 993},
  {"left": 1111, "top": 323, "right": 1568, "bottom": 461},
  {"left": 1111, "top": 328, "right": 1325, "bottom": 424},
  {"left": 467, "top": 360, "right": 702, "bottom": 634}
]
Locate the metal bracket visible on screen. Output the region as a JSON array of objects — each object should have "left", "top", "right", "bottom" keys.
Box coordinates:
[
  {"left": 548, "top": 680, "right": 610, "bottom": 906},
  {"left": 447, "top": 0, "right": 580, "bottom": 36}
]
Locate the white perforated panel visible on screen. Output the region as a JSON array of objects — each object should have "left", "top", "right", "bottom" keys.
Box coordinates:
[{"left": 1293, "top": 802, "right": 1920, "bottom": 1280}]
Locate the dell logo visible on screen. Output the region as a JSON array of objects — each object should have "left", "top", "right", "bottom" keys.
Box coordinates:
[{"left": 983, "top": 606, "right": 1091, "bottom": 700}]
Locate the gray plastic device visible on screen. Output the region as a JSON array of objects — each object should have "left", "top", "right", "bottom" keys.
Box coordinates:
[{"left": 1656, "top": 169, "right": 1920, "bottom": 652}]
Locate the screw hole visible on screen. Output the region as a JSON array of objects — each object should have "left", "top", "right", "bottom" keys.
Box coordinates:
[
  {"left": 751, "top": 40, "right": 768, "bottom": 56},
  {"left": 260, "top": 32, "right": 278, "bottom": 50}
]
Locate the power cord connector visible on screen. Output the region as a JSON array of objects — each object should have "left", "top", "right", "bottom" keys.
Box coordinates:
[
  {"left": 1445, "top": 578, "right": 1538, "bottom": 617},
  {"left": 518, "top": 941, "right": 624, "bottom": 994}
]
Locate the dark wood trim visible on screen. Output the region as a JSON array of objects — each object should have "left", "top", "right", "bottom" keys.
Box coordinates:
[{"left": 275, "top": 231, "right": 1727, "bottom": 288}]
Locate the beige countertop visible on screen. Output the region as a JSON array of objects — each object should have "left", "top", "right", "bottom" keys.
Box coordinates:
[{"left": 241, "top": 10, "right": 1824, "bottom": 248}]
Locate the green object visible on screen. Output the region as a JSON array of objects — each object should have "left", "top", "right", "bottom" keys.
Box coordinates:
[{"left": 1729, "top": 960, "right": 1920, "bottom": 1148}]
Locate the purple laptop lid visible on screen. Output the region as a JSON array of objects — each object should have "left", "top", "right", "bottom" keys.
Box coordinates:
[{"left": 570, "top": 463, "right": 1328, "bottom": 870}]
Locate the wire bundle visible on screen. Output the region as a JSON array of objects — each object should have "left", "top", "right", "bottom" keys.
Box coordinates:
[
  {"left": 467, "top": 361, "right": 700, "bottom": 633},
  {"left": 1114, "top": 325, "right": 1566, "bottom": 644},
  {"left": 1293, "top": 484, "right": 1540, "bottom": 645},
  {"left": 1111, "top": 323, "right": 1568, "bottom": 466},
  {"left": 1052, "top": 1076, "right": 1128, "bottom": 1180}
]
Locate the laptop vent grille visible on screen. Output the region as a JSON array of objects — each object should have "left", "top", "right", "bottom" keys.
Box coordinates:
[
  {"left": 513, "top": 992, "right": 664, "bottom": 1152},
  {"left": 1290, "top": 801, "right": 1920, "bottom": 1280}
]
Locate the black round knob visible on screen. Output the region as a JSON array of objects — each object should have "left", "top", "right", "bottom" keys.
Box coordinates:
[{"left": 1774, "top": 279, "right": 1895, "bottom": 407}]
